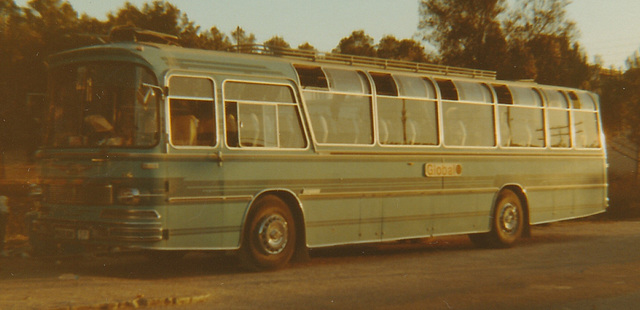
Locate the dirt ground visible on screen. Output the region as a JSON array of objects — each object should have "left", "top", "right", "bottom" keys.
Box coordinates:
[{"left": 1, "top": 218, "right": 640, "bottom": 310}]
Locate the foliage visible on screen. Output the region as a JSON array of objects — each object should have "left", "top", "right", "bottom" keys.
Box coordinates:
[
  {"left": 627, "top": 50, "right": 640, "bottom": 69},
  {"left": 418, "top": 0, "right": 508, "bottom": 71},
  {"left": 332, "top": 30, "right": 376, "bottom": 57},
  {"left": 264, "top": 36, "right": 291, "bottom": 49},
  {"left": 331, "top": 31, "right": 434, "bottom": 63},
  {"left": 297, "top": 42, "right": 316, "bottom": 51},
  {"left": 501, "top": 0, "right": 589, "bottom": 88},
  {"left": 230, "top": 26, "right": 256, "bottom": 46},
  {"left": 376, "top": 35, "right": 431, "bottom": 63},
  {"left": 418, "top": 0, "right": 592, "bottom": 88},
  {"left": 600, "top": 69, "right": 640, "bottom": 142}
]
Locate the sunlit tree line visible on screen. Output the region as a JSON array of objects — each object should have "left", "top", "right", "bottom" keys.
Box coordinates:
[{"left": 0, "top": 0, "right": 639, "bottom": 152}]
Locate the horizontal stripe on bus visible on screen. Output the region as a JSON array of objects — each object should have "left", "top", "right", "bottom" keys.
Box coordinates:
[
  {"left": 165, "top": 182, "right": 605, "bottom": 204},
  {"left": 167, "top": 195, "right": 253, "bottom": 204},
  {"left": 169, "top": 225, "right": 240, "bottom": 237},
  {"left": 38, "top": 149, "right": 605, "bottom": 162}
]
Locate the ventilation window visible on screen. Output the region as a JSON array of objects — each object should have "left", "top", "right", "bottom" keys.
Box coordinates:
[
  {"left": 492, "top": 84, "right": 513, "bottom": 104},
  {"left": 568, "top": 91, "right": 581, "bottom": 109},
  {"left": 294, "top": 65, "right": 328, "bottom": 89},
  {"left": 435, "top": 79, "right": 459, "bottom": 101},
  {"left": 370, "top": 72, "right": 398, "bottom": 96}
]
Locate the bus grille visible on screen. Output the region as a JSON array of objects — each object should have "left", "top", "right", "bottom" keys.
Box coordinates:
[{"left": 46, "top": 184, "right": 114, "bottom": 205}]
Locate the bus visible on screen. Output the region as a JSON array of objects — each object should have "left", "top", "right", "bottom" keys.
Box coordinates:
[{"left": 31, "top": 27, "right": 607, "bottom": 270}]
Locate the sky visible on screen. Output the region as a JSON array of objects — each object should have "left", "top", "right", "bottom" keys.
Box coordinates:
[{"left": 15, "top": 0, "right": 640, "bottom": 69}]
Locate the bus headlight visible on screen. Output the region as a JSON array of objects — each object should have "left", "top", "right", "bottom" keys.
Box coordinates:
[{"left": 117, "top": 188, "right": 142, "bottom": 205}]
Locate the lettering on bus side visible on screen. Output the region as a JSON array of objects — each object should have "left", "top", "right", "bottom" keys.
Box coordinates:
[{"left": 424, "top": 163, "right": 462, "bottom": 177}]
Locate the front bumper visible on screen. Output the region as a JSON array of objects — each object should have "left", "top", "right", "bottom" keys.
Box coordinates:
[{"left": 32, "top": 218, "right": 164, "bottom": 244}]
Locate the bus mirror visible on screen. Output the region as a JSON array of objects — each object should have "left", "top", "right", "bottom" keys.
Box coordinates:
[{"left": 137, "top": 83, "right": 162, "bottom": 108}]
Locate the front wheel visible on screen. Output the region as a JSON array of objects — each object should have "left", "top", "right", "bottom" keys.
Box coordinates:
[
  {"left": 469, "top": 189, "right": 524, "bottom": 248},
  {"left": 240, "top": 195, "right": 296, "bottom": 270}
]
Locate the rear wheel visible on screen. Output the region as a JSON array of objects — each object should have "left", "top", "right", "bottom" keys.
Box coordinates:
[
  {"left": 240, "top": 195, "right": 296, "bottom": 270},
  {"left": 469, "top": 189, "right": 524, "bottom": 248}
]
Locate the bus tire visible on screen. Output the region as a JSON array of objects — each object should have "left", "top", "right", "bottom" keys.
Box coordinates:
[
  {"left": 240, "top": 195, "right": 296, "bottom": 270},
  {"left": 470, "top": 189, "right": 524, "bottom": 248}
]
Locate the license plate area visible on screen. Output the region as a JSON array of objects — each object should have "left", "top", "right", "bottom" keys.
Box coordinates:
[
  {"left": 77, "top": 229, "right": 90, "bottom": 240},
  {"left": 55, "top": 228, "right": 91, "bottom": 240}
]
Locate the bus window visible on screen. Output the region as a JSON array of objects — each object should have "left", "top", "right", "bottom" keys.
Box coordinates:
[
  {"left": 377, "top": 75, "right": 438, "bottom": 146},
  {"left": 455, "top": 81, "right": 493, "bottom": 103},
  {"left": 443, "top": 102, "right": 495, "bottom": 147},
  {"left": 567, "top": 91, "right": 581, "bottom": 109},
  {"left": 577, "top": 92, "right": 597, "bottom": 110},
  {"left": 545, "top": 90, "right": 569, "bottom": 108},
  {"left": 370, "top": 72, "right": 398, "bottom": 96},
  {"left": 498, "top": 86, "right": 545, "bottom": 148},
  {"left": 48, "top": 63, "right": 160, "bottom": 148},
  {"left": 325, "top": 68, "right": 370, "bottom": 94},
  {"left": 442, "top": 80, "right": 495, "bottom": 147},
  {"left": 492, "top": 85, "right": 513, "bottom": 105},
  {"left": 303, "top": 68, "right": 373, "bottom": 145},
  {"left": 511, "top": 86, "right": 543, "bottom": 107},
  {"left": 396, "top": 76, "right": 436, "bottom": 98},
  {"left": 435, "top": 79, "right": 458, "bottom": 101},
  {"left": 168, "top": 76, "right": 215, "bottom": 147},
  {"left": 573, "top": 111, "right": 601, "bottom": 148},
  {"left": 544, "top": 90, "right": 571, "bottom": 148},
  {"left": 294, "top": 65, "right": 329, "bottom": 89},
  {"left": 573, "top": 92, "right": 601, "bottom": 149},
  {"left": 224, "top": 81, "right": 306, "bottom": 148}
]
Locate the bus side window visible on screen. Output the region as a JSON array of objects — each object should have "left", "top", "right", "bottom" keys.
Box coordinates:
[
  {"left": 442, "top": 80, "right": 494, "bottom": 147},
  {"left": 573, "top": 92, "right": 601, "bottom": 149},
  {"left": 498, "top": 86, "right": 545, "bottom": 148},
  {"left": 168, "top": 76, "right": 216, "bottom": 147},
  {"left": 224, "top": 81, "right": 307, "bottom": 149},
  {"left": 169, "top": 99, "right": 215, "bottom": 147},
  {"left": 544, "top": 90, "right": 571, "bottom": 148}
]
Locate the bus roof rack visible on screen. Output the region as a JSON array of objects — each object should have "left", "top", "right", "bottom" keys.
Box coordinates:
[
  {"left": 227, "top": 44, "right": 497, "bottom": 80},
  {"left": 109, "top": 26, "right": 180, "bottom": 46}
]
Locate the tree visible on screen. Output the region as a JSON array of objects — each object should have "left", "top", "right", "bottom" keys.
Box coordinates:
[
  {"left": 297, "top": 42, "right": 316, "bottom": 51},
  {"left": 418, "top": 0, "right": 508, "bottom": 70},
  {"left": 376, "top": 35, "right": 430, "bottom": 63},
  {"left": 264, "top": 35, "right": 290, "bottom": 49},
  {"left": 503, "top": 0, "right": 577, "bottom": 42},
  {"left": 199, "top": 26, "right": 231, "bottom": 51},
  {"left": 230, "top": 26, "right": 256, "bottom": 46},
  {"left": 107, "top": 1, "right": 183, "bottom": 36},
  {"left": 333, "top": 30, "right": 376, "bottom": 57},
  {"left": 501, "top": 0, "right": 589, "bottom": 87},
  {"left": 230, "top": 26, "right": 256, "bottom": 52},
  {"left": 0, "top": 0, "right": 90, "bottom": 149},
  {"left": 627, "top": 49, "right": 640, "bottom": 69}
]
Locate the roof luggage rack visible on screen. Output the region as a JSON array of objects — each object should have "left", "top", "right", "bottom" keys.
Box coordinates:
[
  {"left": 109, "top": 26, "right": 180, "bottom": 46},
  {"left": 228, "top": 44, "right": 496, "bottom": 80}
]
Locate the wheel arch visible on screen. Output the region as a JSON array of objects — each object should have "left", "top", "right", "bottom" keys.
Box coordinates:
[
  {"left": 497, "top": 184, "right": 531, "bottom": 238},
  {"left": 243, "top": 189, "right": 309, "bottom": 262}
]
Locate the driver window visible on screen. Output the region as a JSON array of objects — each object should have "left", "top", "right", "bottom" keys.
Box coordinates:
[{"left": 168, "top": 76, "right": 216, "bottom": 147}]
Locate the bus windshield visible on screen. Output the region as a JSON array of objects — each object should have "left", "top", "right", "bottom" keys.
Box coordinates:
[{"left": 47, "top": 62, "right": 159, "bottom": 148}]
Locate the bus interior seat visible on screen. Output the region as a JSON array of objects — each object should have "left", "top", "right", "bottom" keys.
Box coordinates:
[
  {"left": 379, "top": 119, "right": 389, "bottom": 144},
  {"left": 240, "top": 113, "right": 261, "bottom": 146},
  {"left": 172, "top": 114, "right": 198, "bottom": 146},
  {"left": 406, "top": 120, "right": 417, "bottom": 145},
  {"left": 318, "top": 115, "right": 329, "bottom": 143}
]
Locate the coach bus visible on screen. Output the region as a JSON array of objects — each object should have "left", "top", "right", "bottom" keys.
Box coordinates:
[{"left": 31, "top": 28, "right": 607, "bottom": 270}]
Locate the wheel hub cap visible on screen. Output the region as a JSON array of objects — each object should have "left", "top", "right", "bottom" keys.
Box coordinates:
[
  {"left": 500, "top": 203, "right": 519, "bottom": 234},
  {"left": 258, "top": 214, "right": 288, "bottom": 254}
]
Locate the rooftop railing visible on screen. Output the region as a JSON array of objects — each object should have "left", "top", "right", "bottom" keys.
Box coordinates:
[{"left": 228, "top": 44, "right": 497, "bottom": 80}]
